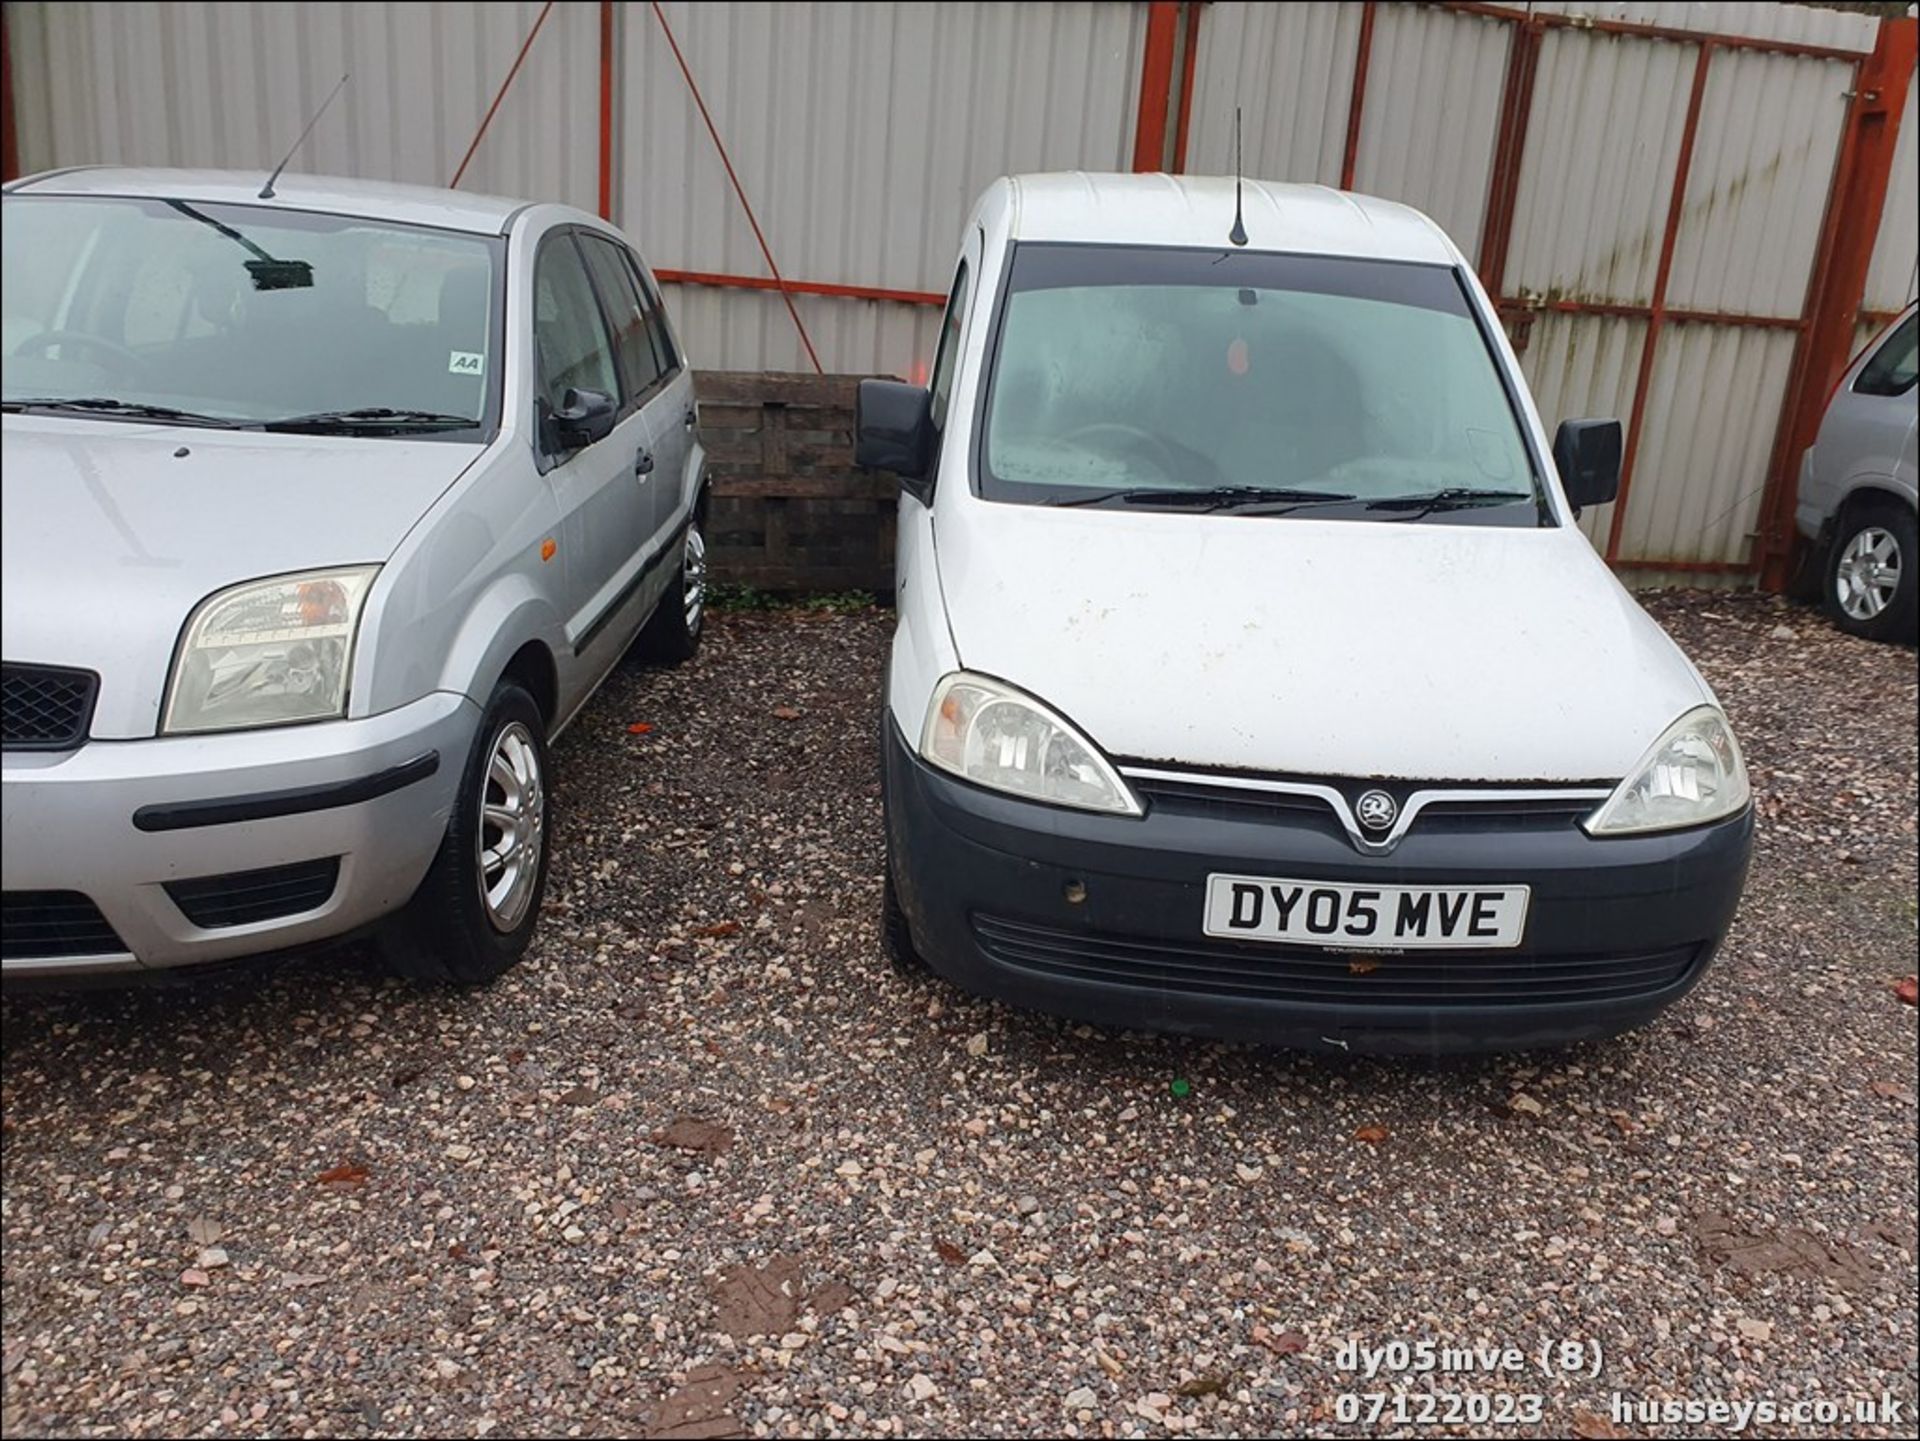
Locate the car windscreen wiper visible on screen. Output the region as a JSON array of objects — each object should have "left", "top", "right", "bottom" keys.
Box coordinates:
[
  {"left": 1, "top": 396, "right": 246, "bottom": 428},
  {"left": 1364, "top": 487, "right": 1534, "bottom": 512},
  {"left": 1050, "top": 484, "right": 1358, "bottom": 511},
  {"left": 260, "top": 407, "right": 478, "bottom": 434}
]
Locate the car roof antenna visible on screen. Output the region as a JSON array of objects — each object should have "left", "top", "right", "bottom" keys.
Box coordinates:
[
  {"left": 259, "top": 73, "right": 350, "bottom": 200},
  {"left": 1228, "top": 106, "right": 1248, "bottom": 247}
]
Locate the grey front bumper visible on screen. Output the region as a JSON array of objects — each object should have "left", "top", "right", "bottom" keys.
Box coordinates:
[{"left": 2, "top": 692, "right": 478, "bottom": 975}]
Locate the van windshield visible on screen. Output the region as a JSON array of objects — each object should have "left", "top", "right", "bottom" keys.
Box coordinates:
[
  {"left": 979, "top": 244, "right": 1549, "bottom": 525},
  {"left": 1, "top": 194, "right": 500, "bottom": 436}
]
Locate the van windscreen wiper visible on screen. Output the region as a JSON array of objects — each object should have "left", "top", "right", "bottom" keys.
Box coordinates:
[
  {"left": 261, "top": 407, "right": 477, "bottom": 434},
  {"left": 1051, "top": 484, "right": 1358, "bottom": 511},
  {"left": 1, "top": 396, "right": 245, "bottom": 428},
  {"left": 1364, "top": 487, "right": 1533, "bottom": 512}
]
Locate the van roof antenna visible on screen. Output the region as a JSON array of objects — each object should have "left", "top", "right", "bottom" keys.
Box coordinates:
[
  {"left": 260, "top": 73, "right": 350, "bottom": 200},
  {"left": 1228, "top": 106, "right": 1248, "bottom": 247}
]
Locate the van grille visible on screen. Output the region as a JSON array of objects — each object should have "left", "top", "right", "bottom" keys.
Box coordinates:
[{"left": 971, "top": 914, "right": 1699, "bottom": 1008}]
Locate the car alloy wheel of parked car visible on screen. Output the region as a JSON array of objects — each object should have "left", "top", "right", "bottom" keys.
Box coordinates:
[
  {"left": 1827, "top": 500, "right": 1916, "bottom": 641},
  {"left": 638, "top": 500, "right": 709, "bottom": 664}
]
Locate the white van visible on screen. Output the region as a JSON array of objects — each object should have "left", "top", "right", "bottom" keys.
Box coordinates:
[{"left": 859, "top": 173, "right": 1753, "bottom": 1055}]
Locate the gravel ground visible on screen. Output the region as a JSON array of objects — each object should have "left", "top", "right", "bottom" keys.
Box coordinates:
[{"left": 2, "top": 589, "right": 1915, "bottom": 1440}]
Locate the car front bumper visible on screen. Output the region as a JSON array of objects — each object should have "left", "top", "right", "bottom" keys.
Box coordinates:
[
  {"left": 883, "top": 720, "right": 1753, "bottom": 1055},
  {"left": 2, "top": 692, "right": 478, "bottom": 977}
]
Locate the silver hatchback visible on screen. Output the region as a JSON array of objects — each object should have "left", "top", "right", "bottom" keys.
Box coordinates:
[
  {"left": 2, "top": 168, "right": 708, "bottom": 982},
  {"left": 1795, "top": 303, "right": 1918, "bottom": 642}
]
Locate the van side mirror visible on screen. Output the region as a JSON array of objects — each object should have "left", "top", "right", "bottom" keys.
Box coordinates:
[
  {"left": 1553, "top": 418, "right": 1623, "bottom": 514},
  {"left": 549, "top": 386, "right": 618, "bottom": 449},
  {"left": 856, "top": 379, "right": 934, "bottom": 493}
]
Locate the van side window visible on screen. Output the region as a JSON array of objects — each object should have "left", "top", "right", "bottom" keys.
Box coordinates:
[
  {"left": 928, "top": 261, "right": 971, "bottom": 433},
  {"left": 533, "top": 236, "right": 619, "bottom": 414},
  {"left": 1854, "top": 313, "right": 1918, "bottom": 397}
]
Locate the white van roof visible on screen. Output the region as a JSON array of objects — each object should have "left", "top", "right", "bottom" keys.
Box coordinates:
[{"left": 992, "top": 172, "right": 1459, "bottom": 266}]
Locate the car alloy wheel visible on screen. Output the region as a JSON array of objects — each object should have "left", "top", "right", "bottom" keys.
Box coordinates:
[
  {"left": 683, "top": 521, "right": 707, "bottom": 635},
  {"left": 1835, "top": 525, "right": 1901, "bottom": 621},
  {"left": 477, "top": 719, "right": 545, "bottom": 932}
]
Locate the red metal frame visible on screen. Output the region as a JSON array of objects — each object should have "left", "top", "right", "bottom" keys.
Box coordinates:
[
  {"left": 1495, "top": 299, "right": 1801, "bottom": 331},
  {"left": 2, "top": 2, "right": 20, "bottom": 182},
  {"left": 1604, "top": 40, "right": 1714, "bottom": 565},
  {"left": 1133, "top": 1, "right": 1180, "bottom": 171},
  {"left": 1171, "top": 1, "right": 1202, "bottom": 173},
  {"left": 1611, "top": 558, "right": 1757, "bottom": 576},
  {"left": 449, "top": 0, "right": 556, "bottom": 189},
  {"left": 656, "top": 268, "right": 943, "bottom": 308},
  {"left": 1755, "top": 16, "right": 1918, "bottom": 591},
  {"left": 650, "top": 0, "right": 822, "bottom": 373},
  {"left": 1339, "top": 1, "right": 1378, "bottom": 191},
  {"left": 1476, "top": 16, "right": 1542, "bottom": 288},
  {"left": 1438, "top": 1, "right": 1872, "bottom": 64},
  {"left": 597, "top": 0, "right": 614, "bottom": 220}
]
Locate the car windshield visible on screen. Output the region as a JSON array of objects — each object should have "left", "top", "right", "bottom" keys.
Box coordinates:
[
  {"left": 1, "top": 194, "right": 501, "bottom": 433},
  {"left": 979, "top": 243, "right": 1548, "bottom": 524}
]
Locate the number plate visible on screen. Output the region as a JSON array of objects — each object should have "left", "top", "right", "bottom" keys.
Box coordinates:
[{"left": 1204, "top": 874, "right": 1530, "bottom": 950}]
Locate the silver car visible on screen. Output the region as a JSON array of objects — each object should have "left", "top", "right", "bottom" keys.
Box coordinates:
[
  {"left": 1795, "top": 303, "right": 1918, "bottom": 642},
  {"left": 2, "top": 168, "right": 708, "bottom": 983}
]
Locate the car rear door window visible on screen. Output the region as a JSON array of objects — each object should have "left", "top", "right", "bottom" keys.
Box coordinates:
[
  {"left": 1855, "top": 313, "right": 1918, "bottom": 397},
  {"left": 578, "top": 233, "right": 663, "bottom": 405},
  {"left": 533, "top": 236, "right": 619, "bottom": 415}
]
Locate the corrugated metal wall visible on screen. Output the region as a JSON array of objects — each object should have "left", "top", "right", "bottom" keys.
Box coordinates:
[{"left": 5, "top": 1, "right": 1913, "bottom": 579}]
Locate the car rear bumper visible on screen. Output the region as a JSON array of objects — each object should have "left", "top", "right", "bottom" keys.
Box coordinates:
[
  {"left": 883, "top": 719, "right": 1753, "bottom": 1055},
  {"left": 2, "top": 693, "right": 477, "bottom": 977}
]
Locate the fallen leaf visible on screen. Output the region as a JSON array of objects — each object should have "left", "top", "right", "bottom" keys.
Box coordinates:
[
  {"left": 448, "top": 1242, "right": 470, "bottom": 1261},
  {"left": 1347, "top": 957, "right": 1379, "bottom": 975},
  {"left": 1896, "top": 975, "right": 1918, "bottom": 1006},
  {"left": 710, "top": 1257, "right": 803, "bottom": 1339},
  {"left": 771, "top": 706, "right": 801, "bottom": 720},
  {"left": 1569, "top": 1411, "right": 1625, "bottom": 1439},
  {"left": 1868, "top": 1080, "right": 1912, "bottom": 1101},
  {"left": 934, "top": 1239, "right": 966, "bottom": 1266},
  {"left": 315, "top": 1161, "right": 369, "bottom": 1188},
  {"left": 1176, "top": 1372, "right": 1230, "bottom": 1398},
  {"left": 627, "top": 722, "right": 654, "bottom": 734},
  {"left": 557, "top": 1085, "right": 599, "bottom": 1107},
  {"left": 1695, "top": 1212, "right": 1877, "bottom": 1291},
  {"left": 695, "top": 920, "right": 742, "bottom": 939},
  {"left": 810, "top": 1279, "right": 854, "bottom": 1316},
  {"left": 651, "top": 1118, "right": 734, "bottom": 1154},
  {"left": 186, "top": 1215, "right": 222, "bottom": 1248},
  {"left": 1352, "top": 1124, "right": 1389, "bottom": 1144},
  {"left": 647, "top": 1362, "right": 755, "bottom": 1441},
  {"left": 1253, "top": 1326, "right": 1308, "bottom": 1356}
]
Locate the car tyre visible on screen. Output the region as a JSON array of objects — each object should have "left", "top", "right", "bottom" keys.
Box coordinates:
[
  {"left": 638, "top": 506, "right": 708, "bottom": 665},
  {"left": 384, "top": 681, "right": 551, "bottom": 986},
  {"left": 1824, "top": 497, "right": 1917, "bottom": 643},
  {"left": 880, "top": 865, "right": 927, "bottom": 974}
]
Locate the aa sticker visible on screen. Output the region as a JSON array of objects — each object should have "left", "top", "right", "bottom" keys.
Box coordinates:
[{"left": 448, "top": 350, "right": 485, "bottom": 375}]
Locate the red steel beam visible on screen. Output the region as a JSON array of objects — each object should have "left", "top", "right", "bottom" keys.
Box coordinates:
[
  {"left": 1132, "top": 1, "right": 1181, "bottom": 171},
  {"left": 656, "top": 268, "right": 944, "bottom": 307},
  {"left": 1495, "top": 298, "right": 1803, "bottom": 331},
  {"left": 2, "top": 2, "right": 20, "bottom": 182},
  {"left": 597, "top": 0, "right": 614, "bottom": 220},
  {"left": 449, "top": 0, "right": 556, "bottom": 189},
  {"left": 1605, "top": 39, "right": 1714, "bottom": 564},
  {"left": 1613, "top": 557, "right": 1758, "bottom": 575},
  {"left": 1436, "top": 1, "right": 1872, "bottom": 64},
  {"left": 1340, "top": 1, "right": 1377, "bottom": 191},
  {"left": 1755, "top": 16, "right": 1918, "bottom": 592},
  {"left": 1476, "top": 16, "right": 1543, "bottom": 290},
  {"left": 1171, "top": 1, "right": 1202, "bottom": 173}
]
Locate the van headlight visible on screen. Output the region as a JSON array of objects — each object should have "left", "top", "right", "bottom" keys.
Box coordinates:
[
  {"left": 162, "top": 567, "right": 378, "bottom": 734},
  {"left": 921, "top": 672, "right": 1141, "bottom": 815},
  {"left": 1584, "top": 705, "right": 1750, "bottom": 836}
]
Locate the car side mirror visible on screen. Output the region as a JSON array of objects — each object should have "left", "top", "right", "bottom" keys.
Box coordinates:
[
  {"left": 549, "top": 386, "right": 618, "bottom": 450},
  {"left": 856, "top": 378, "right": 934, "bottom": 496},
  {"left": 1553, "top": 417, "right": 1623, "bottom": 515}
]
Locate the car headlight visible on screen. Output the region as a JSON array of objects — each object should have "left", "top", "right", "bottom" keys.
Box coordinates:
[
  {"left": 162, "top": 567, "right": 378, "bottom": 734},
  {"left": 1584, "top": 704, "right": 1750, "bottom": 836},
  {"left": 920, "top": 672, "right": 1141, "bottom": 815}
]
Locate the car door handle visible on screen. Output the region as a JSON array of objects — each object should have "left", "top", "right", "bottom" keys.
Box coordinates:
[
  {"left": 682, "top": 406, "right": 697, "bottom": 430},
  {"left": 634, "top": 450, "right": 654, "bottom": 477}
]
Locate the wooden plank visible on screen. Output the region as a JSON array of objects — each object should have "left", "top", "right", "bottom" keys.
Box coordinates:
[{"left": 715, "top": 474, "right": 896, "bottom": 500}]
